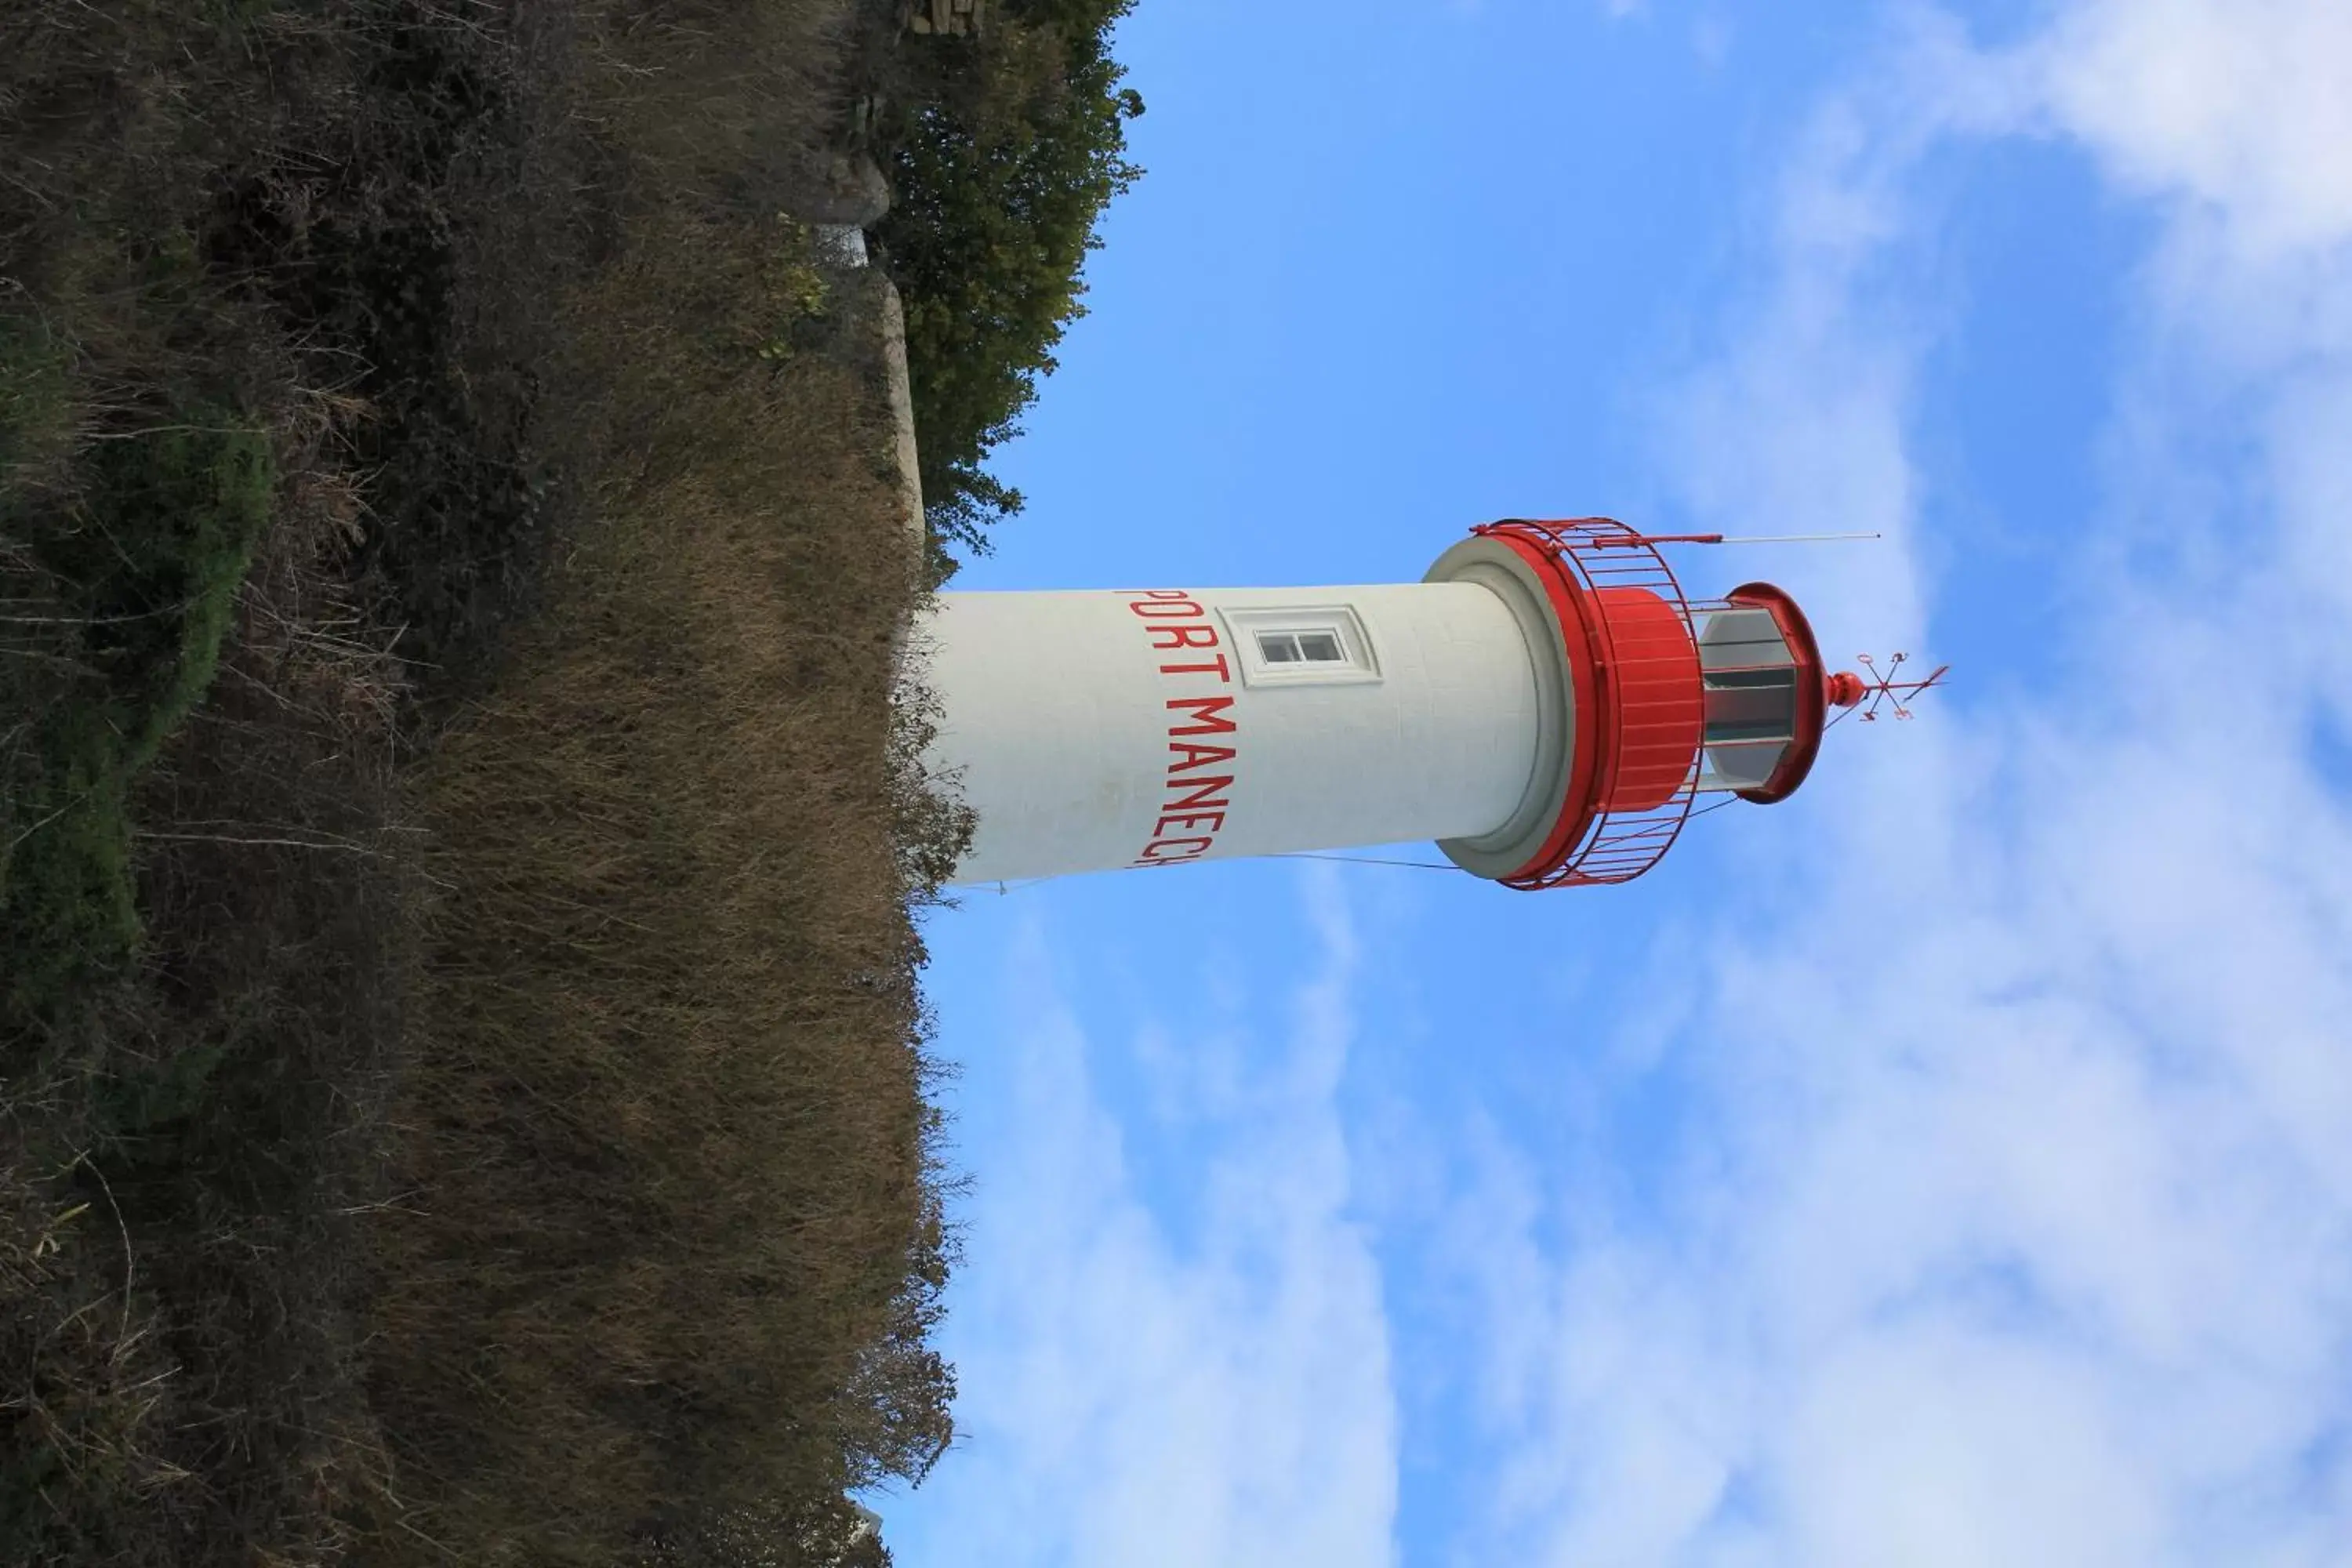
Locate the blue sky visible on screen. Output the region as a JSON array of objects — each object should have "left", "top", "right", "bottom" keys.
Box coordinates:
[{"left": 880, "top": 2, "right": 2352, "bottom": 1563}]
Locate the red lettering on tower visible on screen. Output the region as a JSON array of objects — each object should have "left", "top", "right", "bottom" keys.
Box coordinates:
[
  {"left": 1163, "top": 775, "right": 1232, "bottom": 813},
  {"left": 1123, "top": 590, "right": 1245, "bottom": 869},
  {"left": 1134, "top": 836, "right": 1214, "bottom": 860},
  {"left": 1167, "top": 695, "right": 1237, "bottom": 735},
  {"left": 1168, "top": 741, "right": 1239, "bottom": 773}
]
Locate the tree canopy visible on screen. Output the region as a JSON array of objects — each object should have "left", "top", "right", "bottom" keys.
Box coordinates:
[{"left": 873, "top": 0, "right": 1142, "bottom": 571}]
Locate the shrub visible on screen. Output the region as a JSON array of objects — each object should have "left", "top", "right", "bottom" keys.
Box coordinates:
[
  {"left": 871, "top": 0, "right": 1142, "bottom": 566},
  {"left": 2, "top": 413, "right": 274, "bottom": 1026}
]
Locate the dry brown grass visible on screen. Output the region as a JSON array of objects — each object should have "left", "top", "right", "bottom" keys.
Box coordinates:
[
  {"left": 1, "top": 416, "right": 413, "bottom": 1564},
  {"left": 357, "top": 187, "right": 963, "bottom": 1568},
  {"left": 5, "top": 1, "right": 968, "bottom": 1563},
  {"left": 3, "top": 2, "right": 550, "bottom": 1553}
]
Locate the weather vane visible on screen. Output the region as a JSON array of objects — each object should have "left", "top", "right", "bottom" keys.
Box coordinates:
[{"left": 1846, "top": 652, "right": 1950, "bottom": 721}]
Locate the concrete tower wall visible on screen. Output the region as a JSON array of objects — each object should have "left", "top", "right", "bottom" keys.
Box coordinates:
[{"left": 915, "top": 582, "right": 1544, "bottom": 884}]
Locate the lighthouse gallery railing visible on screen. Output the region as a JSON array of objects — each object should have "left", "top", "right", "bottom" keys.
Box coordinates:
[{"left": 1470, "top": 518, "right": 1766, "bottom": 891}]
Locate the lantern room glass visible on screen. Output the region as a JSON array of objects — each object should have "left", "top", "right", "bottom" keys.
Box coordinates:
[{"left": 1693, "top": 606, "right": 1798, "bottom": 793}]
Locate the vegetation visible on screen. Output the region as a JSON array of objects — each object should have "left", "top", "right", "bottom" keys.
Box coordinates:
[
  {"left": 5, "top": 416, "right": 274, "bottom": 1017},
  {"left": 3, "top": 10, "right": 432, "bottom": 1549},
  {"left": 866, "top": 0, "right": 1143, "bottom": 567},
  {"left": 0, "top": 2, "right": 984, "bottom": 1564},
  {"left": 371, "top": 212, "right": 967, "bottom": 1566}
]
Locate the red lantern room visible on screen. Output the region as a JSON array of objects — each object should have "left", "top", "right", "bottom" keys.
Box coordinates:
[{"left": 1424, "top": 517, "right": 1897, "bottom": 890}]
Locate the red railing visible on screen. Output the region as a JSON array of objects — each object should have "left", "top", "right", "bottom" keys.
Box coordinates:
[{"left": 1470, "top": 518, "right": 1719, "bottom": 890}]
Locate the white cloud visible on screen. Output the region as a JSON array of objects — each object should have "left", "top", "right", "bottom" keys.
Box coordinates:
[
  {"left": 1648, "top": 7, "right": 2034, "bottom": 650},
  {"left": 2038, "top": 0, "right": 2352, "bottom": 260},
  {"left": 1474, "top": 3, "right": 2352, "bottom": 1565},
  {"left": 2032, "top": 0, "right": 2352, "bottom": 688},
  {"left": 888, "top": 869, "right": 1397, "bottom": 1568}
]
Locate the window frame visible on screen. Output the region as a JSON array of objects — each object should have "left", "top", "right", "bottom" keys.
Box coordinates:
[{"left": 1218, "top": 604, "right": 1382, "bottom": 688}]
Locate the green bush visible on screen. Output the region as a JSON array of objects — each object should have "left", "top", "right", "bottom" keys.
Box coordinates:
[
  {"left": 45, "top": 422, "right": 274, "bottom": 762},
  {"left": 872, "top": 0, "right": 1142, "bottom": 568},
  {"left": 1, "top": 415, "right": 274, "bottom": 1025}
]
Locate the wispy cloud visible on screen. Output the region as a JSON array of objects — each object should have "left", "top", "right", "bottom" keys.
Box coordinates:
[
  {"left": 1647, "top": 7, "right": 2033, "bottom": 646},
  {"left": 2040, "top": 0, "right": 2352, "bottom": 263},
  {"left": 890, "top": 868, "right": 1397, "bottom": 1568},
  {"left": 1472, "top": 2, "right": 2352, "bottom": 1563}
]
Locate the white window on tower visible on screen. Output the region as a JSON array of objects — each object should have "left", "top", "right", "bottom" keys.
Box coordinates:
[
  {"left": 1222, "top": 605, "right": 1380, "bottom": 685},
  {"left": 1255, "top": 628, "right": 1348, "bottom": 665}
]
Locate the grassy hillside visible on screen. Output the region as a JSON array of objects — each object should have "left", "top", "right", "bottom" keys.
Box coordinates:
[
  {"left": 2, "top": 2, "right": 964, "bottom": 1563},
  {"left": 368, "top": 217, "right": 966, "bottom": 1567}
]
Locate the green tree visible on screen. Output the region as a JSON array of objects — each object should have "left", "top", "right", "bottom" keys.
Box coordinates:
[{"left": 873, "top": 0, "right": 1143, "bottom": 571}]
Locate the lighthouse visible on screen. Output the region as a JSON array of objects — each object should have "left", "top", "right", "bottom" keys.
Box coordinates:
[{"left": 916, "top": 517, "right": 1898, "bottom": 889}]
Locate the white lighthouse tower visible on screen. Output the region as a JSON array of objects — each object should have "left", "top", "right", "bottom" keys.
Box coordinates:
[{"left": 916, "top": 517, "right": 1899, "bottom": 890}]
